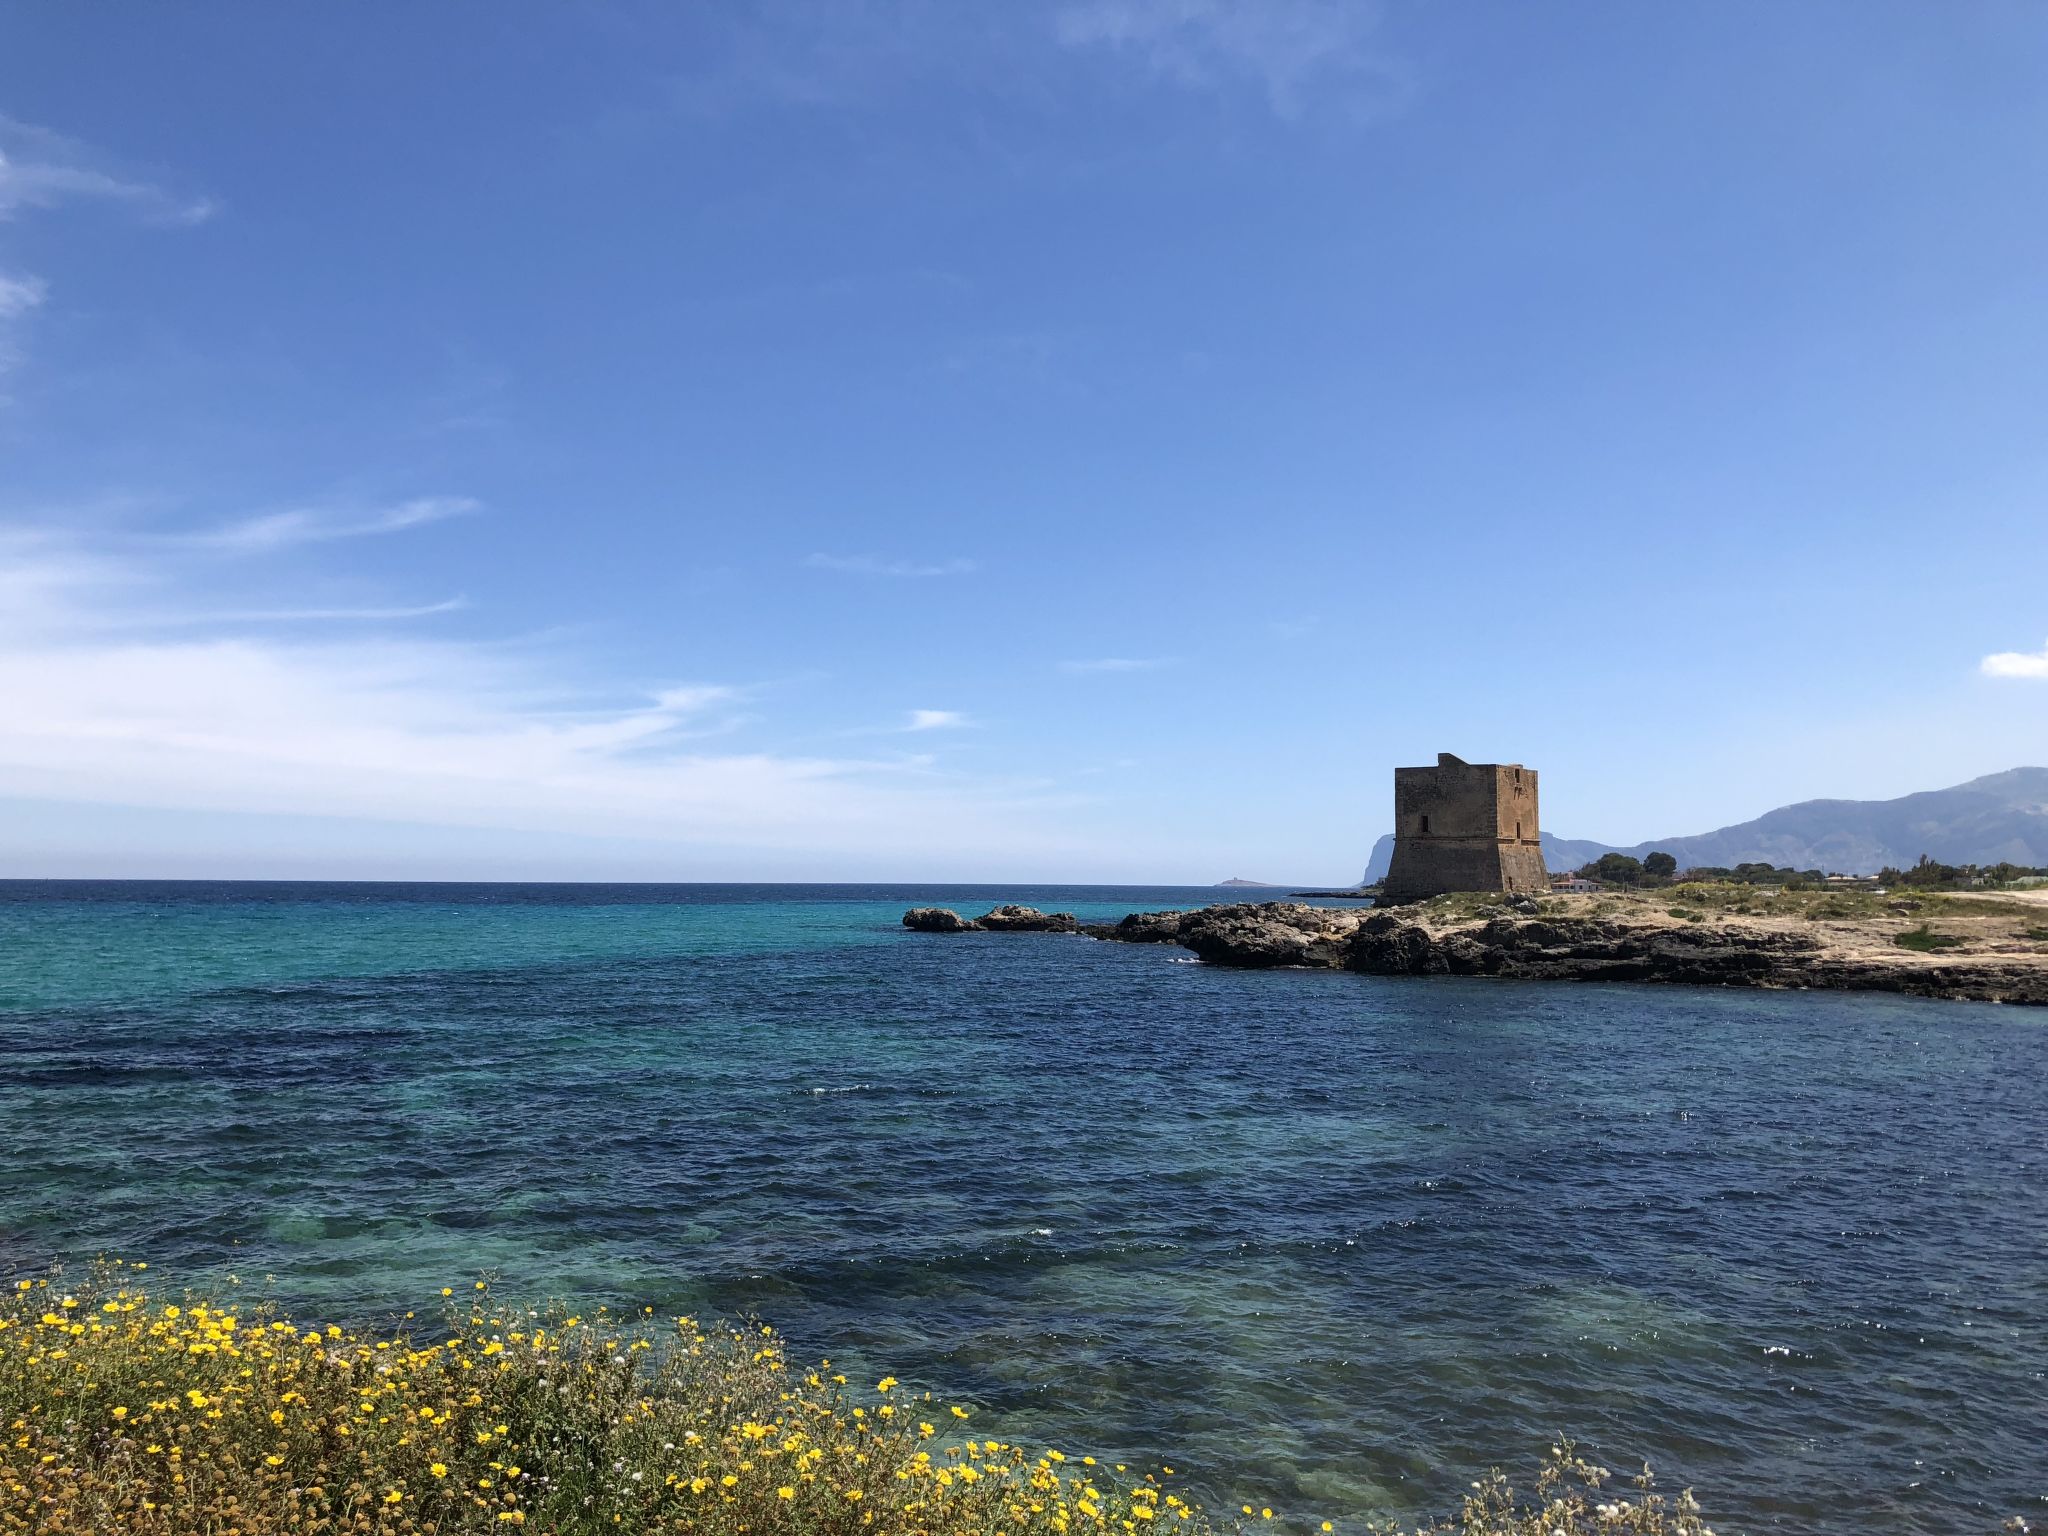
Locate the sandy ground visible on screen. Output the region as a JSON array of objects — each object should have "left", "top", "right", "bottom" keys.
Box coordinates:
[{"left": 1981, "top": 887, "right": 2048, "bottom": 906}]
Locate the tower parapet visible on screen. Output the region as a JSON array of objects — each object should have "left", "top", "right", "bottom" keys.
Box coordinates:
[{"left": 1380, "top": 753, "right": 1549, "bottom": 902}]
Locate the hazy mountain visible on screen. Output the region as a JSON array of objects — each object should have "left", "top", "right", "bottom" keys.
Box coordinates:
[{"left": 1361, "top": 767, "right": 2048, "bottom": 882}]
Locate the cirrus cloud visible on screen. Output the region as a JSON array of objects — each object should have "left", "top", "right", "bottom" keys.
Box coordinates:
[
  {"left": 805, "top": 552, "right": 978, "bottom": 578},
  {"left": 1053, "top": 0, "right": 1412, "bottom": 119},
  {"left": 0, "top": 114, "right": 217, "bottom": 226},
  {"left": 0, "top": 516, "right": 1084, "bottom": 871},
  {"left": 1060, "top": 657, "right": 1172, "bottom": 674}
]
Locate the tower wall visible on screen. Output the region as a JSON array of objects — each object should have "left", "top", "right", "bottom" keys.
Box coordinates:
[{"left": 1380, "top": 754, "right": 1548, "bottom": 902}]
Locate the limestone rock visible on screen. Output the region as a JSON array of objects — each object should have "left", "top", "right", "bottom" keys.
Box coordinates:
[
  {"left": 1169, "top": 902, "right": 1367, "bottom": 968},
  {"left": 1088, "top": 899, "right": 2048, "bottom": 1004},
  {"left": 1081, "top": 909, "right": 1188, "bottom": 944},
  {"left": 920, "top": 893, "right": 2048, "bottom": 1005},
  {"left": 903, "top": 907, "right": 980, "bottom": 933},
  {"left": 975, "top": 905, "right": 1079, "bottom": 933}
]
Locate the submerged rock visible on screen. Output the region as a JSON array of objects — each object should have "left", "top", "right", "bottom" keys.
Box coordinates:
[{"left": 903, "top": 907, "right": 980, "bottom": 933}]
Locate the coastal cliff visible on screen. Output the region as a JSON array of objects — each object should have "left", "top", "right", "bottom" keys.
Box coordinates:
[{"left": 907, "top": 889, "right": 2048, "bottom": 1005}]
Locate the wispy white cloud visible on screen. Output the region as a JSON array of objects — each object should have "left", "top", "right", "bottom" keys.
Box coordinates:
[
  {"left": 806, "top": 552, "right": 978, "bottom": 578},
  {"left": 0, "top": 117, "right": 213, "bottom": 389},
  {"left": 181, "top": 498, "right": 479, "bottom": 553},
  {"left": 0, "top": 115, "right": 217, "bottom": 226},
  {"left": 0, "top": 523, "right": 1080, "bottom": 866},
  {"left": 0, "top": 270, "right": 47, "bottom": 375},
  {"left": 1982, "top": 640, "right": 2048, "bottom": 679},
  {"left": 1053, "top": 0, "right": 1411, "bottom": 119},
  {"left": 1061, "top": 657, "right": 1172, "bottom": 674},
  {"left": 163, "top": 598, "right": 471, "bottom": 626},
  {"left": 0, "top": 272, "right": 45, "bottom": 319}
]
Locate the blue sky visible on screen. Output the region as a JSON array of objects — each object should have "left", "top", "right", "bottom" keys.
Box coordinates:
[{"left": 3, "top": 1, "right": 2047, "bottom": 882}]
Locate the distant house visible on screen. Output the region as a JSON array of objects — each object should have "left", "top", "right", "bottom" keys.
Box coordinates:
[{"left": 1550, "top": 874, "right": 1598, "bottom": 894}]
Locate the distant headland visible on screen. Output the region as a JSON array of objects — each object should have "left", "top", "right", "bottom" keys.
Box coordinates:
[{"left": 907, "top": 753, "right": 2048, "bottom": 1006}]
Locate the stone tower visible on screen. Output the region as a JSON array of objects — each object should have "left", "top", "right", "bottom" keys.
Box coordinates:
[{"left": 1380, "top": 753, "right": 1549, "bottom": 902}]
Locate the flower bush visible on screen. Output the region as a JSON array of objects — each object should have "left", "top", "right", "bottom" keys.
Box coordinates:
[{"left": 2, "top": 1262, "right": 1724, "bottom": 1536}]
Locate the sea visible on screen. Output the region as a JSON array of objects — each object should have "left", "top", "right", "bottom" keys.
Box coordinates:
[{"left": 1, "top": 880, "right": 2041, "bottom": 1534}]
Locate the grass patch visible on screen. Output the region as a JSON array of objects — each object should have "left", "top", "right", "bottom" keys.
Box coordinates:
[
  {"left": 1, "top": 1262, "right": 1726, "bottom": 1536},
  {"left": 1664, "top": 908, "right": 1705, "bottom": 924},
  {"left": 2024, "top": 927, "right": 2048, "bottom": 944},
  {"left": 1424, "top": 891, "right": 1517, "bottom": 921},
  {"left": 1912, "top": 893, "right": 2026, "bottom": 919},
  {"left": 1893, "top": 925, "right": 1966, "bottom": 953}
]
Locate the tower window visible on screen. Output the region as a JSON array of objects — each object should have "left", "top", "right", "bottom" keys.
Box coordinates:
[{"left": 1421, "top": 815, "right": 1431, "bottom": 834}]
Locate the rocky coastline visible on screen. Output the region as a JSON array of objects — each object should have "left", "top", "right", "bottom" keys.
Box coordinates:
[{"left": 903, "top": 894, "right": 2048, "bottom": 1006}]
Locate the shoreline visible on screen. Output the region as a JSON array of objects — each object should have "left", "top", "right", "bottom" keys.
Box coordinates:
[{"left": 906, "top": 886, "right": 2048, "bottom": 1006}]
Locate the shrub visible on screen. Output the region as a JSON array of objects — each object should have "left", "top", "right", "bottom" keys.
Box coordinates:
[
  {"left": 1376, "top": 1445, "right": 1715, "bottom": 1535},
  {"left": 1893, "top": 925, "right": 1965, "bottom": 953},
  {"left": 2, "top": 1263, "right": 1730, "bottom": 1536},
  {"left": 1, "top": 1262, "right": 1175, "bottom": 1536}
]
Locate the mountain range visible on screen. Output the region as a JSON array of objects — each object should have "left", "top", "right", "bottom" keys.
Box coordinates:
[{"left": 1360, "top": 767, "right": 2048, "bottom": 883}]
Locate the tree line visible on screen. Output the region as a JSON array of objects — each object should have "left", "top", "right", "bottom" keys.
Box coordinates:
[
  {"left": 1572, "top": 850, "right": 2047, "bottom": 890},
  {"left": 1874, "top": 854, "right": 2048, "bottom": 889}
]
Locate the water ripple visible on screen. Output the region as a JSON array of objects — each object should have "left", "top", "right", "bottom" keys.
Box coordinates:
[{"left": 1, "top": 881, "right": 2043, "bottom": 1535}]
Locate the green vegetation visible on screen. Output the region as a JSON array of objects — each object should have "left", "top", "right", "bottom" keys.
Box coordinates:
[
  {"left": 2027, "top": 927, "right": 2048, "bottom": 944},
  {"left": 1876, "top": 855, "right": 2048, "bottom": 891},
  {"left": 1577, "top": 853, "right": 1656, "bottom": 887},
  {"left": 1423, "top": 891, "right": 1526, "bottom": 921},
  {"left": 1893, "top": 925, "right": 1966, "bottom": 953},
  {"left": 3, "top": 1263, "right": 1728, "bottom": 1536},
  {"left": 1664, "top": 908, "right": 1705, "bottom": 924},
  {"left": 1676, "top": 862, "right": 1830, "bottom": 890}
]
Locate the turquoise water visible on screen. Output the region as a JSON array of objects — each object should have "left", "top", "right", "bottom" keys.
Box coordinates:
[{"left": 2, "top": 880, "right": 2043, "bottom": 1533}]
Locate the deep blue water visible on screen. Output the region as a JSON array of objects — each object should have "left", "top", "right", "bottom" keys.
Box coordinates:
[{"left": 2, "top": 880, "right": 2043, "bottom": 1533}]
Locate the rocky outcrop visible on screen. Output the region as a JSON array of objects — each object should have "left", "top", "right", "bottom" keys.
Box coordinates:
[
  {"left": 1171, "top": 902, "right": 1363, "bottom": 968},
  {"left": 974, "top": 905, "right": 1079, "bottom": 933},
  {"left": 903, "top": 907, "right": 980, "bottom": 933},
  {"left": 1341, "top": 911, "right": 2048, "bottom": 1003},
  {"left": 1080, "top": 909, "right": 1189, "bottom": 945},
  {"left": 1343, "top": 911, "right": 1825, "bottom": 986},
  {"left": 906, "top": 897, "right": 2048, "bottom": 1004}
]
